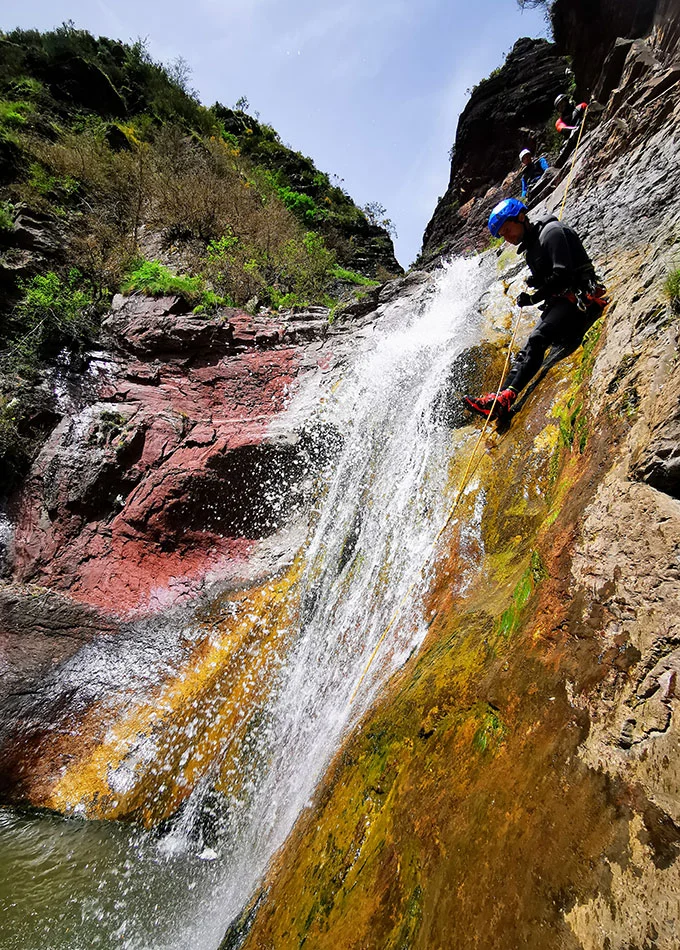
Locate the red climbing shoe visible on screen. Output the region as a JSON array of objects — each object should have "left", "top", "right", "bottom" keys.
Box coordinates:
[{"left": 463, "top": 388, "right": 516, "bottom": 421}]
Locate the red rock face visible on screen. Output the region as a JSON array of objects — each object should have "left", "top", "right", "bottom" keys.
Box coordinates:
[{"left": 9, "top": 296, "right": 328, "bottom": 618}]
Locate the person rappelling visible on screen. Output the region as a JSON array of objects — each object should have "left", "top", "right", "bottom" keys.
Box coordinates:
[
  {"left": 519, "top": 149, "right": 549, "bottom": 200},
  {"left": 554, "top": 93, "right": 588, "bottom": 136},
  {"left": 463, "top": 198, "right": 607, "bottom": 422}
]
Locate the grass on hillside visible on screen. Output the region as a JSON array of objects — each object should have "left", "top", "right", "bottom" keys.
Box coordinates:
[{"left": 0, "top": 24, "right": 397, "bottom": 493}]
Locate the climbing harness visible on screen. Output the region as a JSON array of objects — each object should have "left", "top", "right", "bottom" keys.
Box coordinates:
[
  {"left": 559, "top": 280, "right": 608, "bottom": 311},
  {"left": 348, "top": 103, "right": 592, "bottom": 707}
]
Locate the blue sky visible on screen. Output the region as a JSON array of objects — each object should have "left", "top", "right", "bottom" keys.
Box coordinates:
[{"left": 2, "top": 1, "right": 549, "bottom": 266}]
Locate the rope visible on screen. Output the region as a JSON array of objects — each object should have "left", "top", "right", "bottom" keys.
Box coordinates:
[
  {"left": 348, "top": 105, "right": 592, "bottom": 707},
  {"left": 558, "top": 104, "right": 589, "bottom": 222}
]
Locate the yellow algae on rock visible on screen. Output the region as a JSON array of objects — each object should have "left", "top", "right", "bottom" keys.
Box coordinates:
[{"left": 46, "top": 563, "right": 301, "bottom": 825}]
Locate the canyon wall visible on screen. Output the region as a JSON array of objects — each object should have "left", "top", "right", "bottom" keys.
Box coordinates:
[
  {"left": 228, "top": 5, "right": 680, "bottom": 948},
  {"left": 0, "top": 3, "right": 679, "bottom": 948}
]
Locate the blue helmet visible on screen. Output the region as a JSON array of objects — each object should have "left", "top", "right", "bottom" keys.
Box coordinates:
[{"left": 488, "top": 198, "right": 526, "bottom": 237}]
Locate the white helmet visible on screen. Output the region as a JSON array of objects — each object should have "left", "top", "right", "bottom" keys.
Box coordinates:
[{"left": 519, "top": 148, "right": 532, "bottom": 161}]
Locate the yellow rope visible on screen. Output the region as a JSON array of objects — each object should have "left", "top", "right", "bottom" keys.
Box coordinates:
[
  {"left": 558, "top": 103, "right": 589, "bottom": 222},
  {"left": 349, "top": 105, "right": 591, "bottom": 707}
]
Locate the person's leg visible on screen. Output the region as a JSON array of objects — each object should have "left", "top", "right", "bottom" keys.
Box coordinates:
[
  {"left": 503, "top": 322, "right": 554, "bottom": 394},
  {"left": 462, "top": 321, "right": 552, "bottom": 420},
  {"left": 541, "top": 298, "right": 604, "bottom": 368},
  {"left": 463, "top": 299, "right": 593, "bottom": 421},
  {"left": 505, "top": 298, "right": 583, "bottom": 394}
]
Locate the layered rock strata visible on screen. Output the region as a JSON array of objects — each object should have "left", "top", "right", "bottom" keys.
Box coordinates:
[
  {"left": 228, "top": 21, "right": 680, "bottom": 950},
  {"left": 0, "top": 271, "right": 430, "bottom": 817},
  {"left": 0, "top": 5, "right": 679, "bottom": 949}
]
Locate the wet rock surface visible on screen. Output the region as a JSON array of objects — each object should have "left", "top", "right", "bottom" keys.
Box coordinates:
[
  {"left": 0, "top": 584, "right": 118, "bottom": 714},
  {"left": 0, "top": 269, "right": 437, "bottom": 814},
  {"left": 2, "top": 6, "right": 680, "bottom": 949},
  {"left": 3, "top": 297, "right": 349, "bottom": 617},
  {"left": 233, "top": 18, "right": 680, "bottom": 950}
]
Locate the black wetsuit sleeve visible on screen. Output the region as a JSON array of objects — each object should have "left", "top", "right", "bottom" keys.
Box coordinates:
[{"left": 531, "top": 225, "right": 580, "bottom": 301}]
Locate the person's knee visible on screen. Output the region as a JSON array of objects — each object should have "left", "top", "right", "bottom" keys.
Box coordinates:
[{"left": 525, "top": 326, "right": 551, "bottom": 356}]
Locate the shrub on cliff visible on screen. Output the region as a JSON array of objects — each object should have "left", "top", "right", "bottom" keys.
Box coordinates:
[
  {"left": 121, "top": 260, "right": 204, "bottom": 302},
  {"left": 0, "top": 267, "right": 105, "bottom": 494},
  {"left": 203, "top": 228, "right": 339, "bottom": 309},
  {"left": 121, "top": 260, "right": 226, "bottom": 311},
  {"left": 0, "top": 98, "right": 33, "bottom": 130},
  {"left": 0, "top": 26, "right": 400, "bottom": 281},
  {"left": 664, "top": 268, "right": 680, "bottom": 313},
  {"left": 9, "top": 269, "right": 101, "bottom": 359},
  {"left": 0, "top": 200, "right": 12, "bottom": 230},
  {"left": 11, "top": 117, "right": 350, "bottom": 310}
]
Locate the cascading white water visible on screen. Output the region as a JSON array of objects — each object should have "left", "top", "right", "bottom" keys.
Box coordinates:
[{"left": 0, "top": 256, "right": 492, "bottom": 950}]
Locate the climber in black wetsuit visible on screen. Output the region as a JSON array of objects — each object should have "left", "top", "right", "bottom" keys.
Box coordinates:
[
  {"left": 554, "top": 93, "right": 588, "bottom": 136},
  {"left": 463, "top": 198, "right": 607, "bottom": 421}
]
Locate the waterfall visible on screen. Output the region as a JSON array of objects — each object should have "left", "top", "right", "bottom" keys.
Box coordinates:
[{"left": 0, "top": 256, "right": 491, "bottom": 950}]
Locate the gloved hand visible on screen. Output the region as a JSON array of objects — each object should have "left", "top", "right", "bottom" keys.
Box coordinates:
[
  {"left": 525, "top": 275, "right": 539, "bottom": 288},
  {"left": 516, "top": 291, "right": 534, "bottom": 308}
]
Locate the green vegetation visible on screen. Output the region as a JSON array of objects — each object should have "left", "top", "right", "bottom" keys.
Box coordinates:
[
  {"left": 333, "top": 266, "right": 380, "bottom": 287},
  {"left": 575, "top": 318, "right": 603, "bottom": 383},
  {"left": 26, "top": 162, "right": 78, "bottom": 204},
  {"left": 276, "top": 186, "right": 322, "bottom": 223},
  {"left": 472, "top": 704, "right": 507, "bottom": 754},
  {"left": 664, "top": 267, "right": 680, "bottom": 313},
  {"left": 0, "top": 27, "right": 398, "bottom": 304},
  {"left": 10, "top": 269, "right": 100, "bottom": 360},
  {"left": 496, "top": 551, "right": 547, "bottom": 640},
  {"left": 0, "top": 269, "right": 106, "bottom": 493},
  {"left": 122, "top": 260, "right": 202, "bottom": 301},
  {"left": 0, "top": 201, "right": 13, "bottom": 230},
  {"left": 0, "top": 98, "right": 33, "bottom": 129},
  {"left": 554, "top": 396, "right": 588, "bottom": 452},
  {"left": 121, "top": 242, "right": 377, "bottom": 316},
  {"left": 203, "top": 229, "right": 351, "bottom": 311},
  {"left": 0, "top": 23, "right": 399, "bottom": 491},
  {"left": 0, "top": 23, "right": 398, "bottom": 303},
  {"left": 121, "top": 260, "right": 232, "bottom": 313}
]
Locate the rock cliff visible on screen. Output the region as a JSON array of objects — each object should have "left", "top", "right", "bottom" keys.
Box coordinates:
[
  {"left": 551, "top": 0, "right": 658, "bottom": 96},
  {"left": 0, "top": 268, "right": 430, "bottom": 817},
  {"left": 420, "top": 0, "right": 670, "bottom": 264},
  {"left": 226, "top": 6, "right": 680, "bottom": 949},
  {"left": 420, "top": 36, "right": 569, "bottom": 262},
  {"left": 1, "top": 4, "right": 679, "bottom": 949}
]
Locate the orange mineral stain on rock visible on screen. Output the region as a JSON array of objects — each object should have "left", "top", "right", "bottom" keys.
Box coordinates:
[
  {"left": 45, "top": 562, "right": 301, "bottom": 826},
  {"left": 230, "top": 304, "right": 630, "bottom": 949}
]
